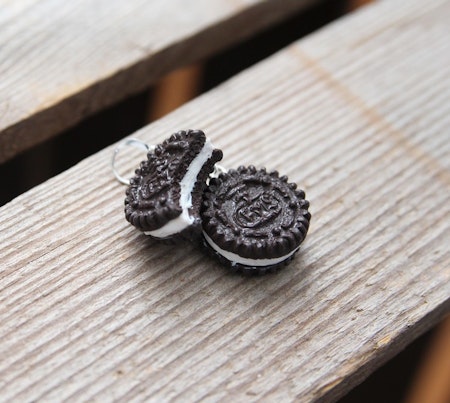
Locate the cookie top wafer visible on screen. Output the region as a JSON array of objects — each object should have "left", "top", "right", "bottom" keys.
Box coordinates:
[
  {"left": 125, "top": 130, "right": 222, "bottom": 241},
  {"left": 201, "top": 166, "right": 310, "bottom": 272}
]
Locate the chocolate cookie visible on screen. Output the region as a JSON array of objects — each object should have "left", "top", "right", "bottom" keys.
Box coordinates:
[
  {"left": 125, "top": 130, "right": 223, "bottom": 241},
  {"left": 201, "top": 166, "right": 310, "bottom": 274}
]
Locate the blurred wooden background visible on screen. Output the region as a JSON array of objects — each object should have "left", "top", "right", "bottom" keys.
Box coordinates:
[{"left": 0, "top": 0, "right": 351, "bottom": 206}]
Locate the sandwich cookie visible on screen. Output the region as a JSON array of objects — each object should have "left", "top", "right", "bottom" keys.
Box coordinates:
[
  {"left": 125, "top": 130, "right": 223, "bottom": 242},
  {"left": 201, "top": 166, "right": 310, "bottom": 274}
]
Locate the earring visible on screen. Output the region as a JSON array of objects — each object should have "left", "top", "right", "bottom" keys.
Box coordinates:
[
  {"left": 123, "top": 130, "right": 222, "bottom": 242},
  {"left": 201, "top": 166, "right": 310, "bottom": 274},
  {"left": 113, "top": 130, "right": 310, "bottom": 273}
]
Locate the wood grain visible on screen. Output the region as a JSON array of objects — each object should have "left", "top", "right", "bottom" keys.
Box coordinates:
[
  {"left": 0, "top": 0, "right": 318, "bottom": 163},
  {"left": 1, "top": 0, "right": 449, "bottom": 401}
]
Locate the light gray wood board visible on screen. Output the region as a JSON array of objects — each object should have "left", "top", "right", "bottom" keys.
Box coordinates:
[
  {"left": 0, "top": 0, "right": 319, "bottom": 163},
  {"left": 1, "top": 0, "right": 449, "bottom": 401}
]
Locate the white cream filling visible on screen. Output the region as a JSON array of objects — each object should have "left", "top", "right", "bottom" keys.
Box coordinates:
[
  {"left": 203, "top": 232, "right": 299, "bottom": 267},
  {"left": 144, "top": 140, "right": 214, "bottom": 238}
]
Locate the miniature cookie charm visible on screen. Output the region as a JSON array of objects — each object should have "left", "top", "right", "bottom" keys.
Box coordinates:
[
  {"left": 125, "top": 130, "right": 223, "bottom": 241},
  {"left": 201, "top": 166, "right": 310, "bottom": 274}
]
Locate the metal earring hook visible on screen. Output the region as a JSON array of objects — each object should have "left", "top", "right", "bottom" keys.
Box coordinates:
[{"left": 111, "top": 138, "right": 155, "bottom": 185}]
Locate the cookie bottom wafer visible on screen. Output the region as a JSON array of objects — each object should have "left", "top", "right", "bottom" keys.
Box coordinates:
[{"left": 201, "top": 233, "right": 299, "bottom": 275}]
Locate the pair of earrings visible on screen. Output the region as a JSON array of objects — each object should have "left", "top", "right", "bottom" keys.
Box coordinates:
[{"left": 113, "top": 130, "right": 310, "bottom": 274}]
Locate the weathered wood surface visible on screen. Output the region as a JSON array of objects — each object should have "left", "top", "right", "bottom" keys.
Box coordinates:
[
  {"left": 1, "top": 0, "right": 449, "bottom": 401},
  {"left": 0, "top": 0, "right": 318, "bottom": 163}
]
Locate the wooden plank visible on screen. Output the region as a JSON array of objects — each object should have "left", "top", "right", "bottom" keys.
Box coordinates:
[
  {"left": 405, "top": 316, "right": 450, "bottom": 403},
  {"left": 347, "top": 0, "right": 374, "bottom": 11},
  {"left": 148, "top": 64, "right": 203, "bottom": 121},
  {"left": 0, "top": 0, "right": 318, "bottom": 163},
  {"left": 0, "top": 0, "right": 449, "bottom": 401}
]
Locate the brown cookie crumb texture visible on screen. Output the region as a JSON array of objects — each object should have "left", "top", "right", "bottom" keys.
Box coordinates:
[
  {"left": 124, "top": 130, "right": 222, "bottom": 241},
  {"left": 201, "top": 166, "right": 310, "bottom": 273}
]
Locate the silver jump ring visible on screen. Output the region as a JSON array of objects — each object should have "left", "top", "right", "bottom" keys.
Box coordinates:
[
  {"left": 207, "top": 163, "right": 228, "bottom": 185},
  {"left": 211, "top": 163, "right": 228, "bottom": 177},
  {"left": 112, "top": 138, "right": 154, "bottom": 185}
]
